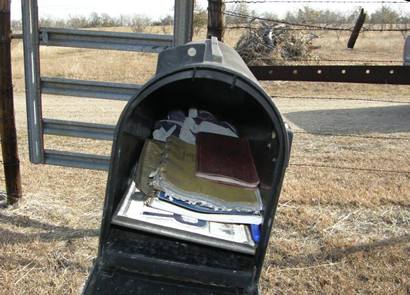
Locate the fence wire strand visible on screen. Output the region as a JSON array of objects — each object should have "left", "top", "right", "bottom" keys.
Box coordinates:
[
  {"left": 224, "top": 0, "right": 408, "bottom": 4},
  {"left": 226, "top": 24, "right": 410, "bottom": 35},
  {"left": 271, "top": 95, "right": 410, "bottom": 104},
  {"left": 291, "top": 130, "right": 410, "bottom": 141},
  {"left": 224, "top": 11, "right": 410, "bottom": 32},
  {"left": 289, "top": 162, "right": 410, "bottom": 174}
]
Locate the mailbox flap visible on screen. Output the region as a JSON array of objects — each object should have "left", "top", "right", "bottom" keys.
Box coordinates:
[
  {"left": 156, "top": 37, "right": 257, "bottom": 82},
  {"left": 84, "top": 260, "right": 241, "bottom": 295}
]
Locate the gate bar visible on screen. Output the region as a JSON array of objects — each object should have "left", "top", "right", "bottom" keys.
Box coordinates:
[
  {"left": 22, "top": 0, "right": 44, "bottom": 163},
  {"left": 41, "top": 77, "right": 141, "bottom": 101},
  {"left": 43, "top": 119, "right": 115, "bottom": 140},
  {"left": 40, "top": 28, "right": 173, "bottom": 52},
  {"left": 44, "top": 150, "right": 110, "bottom": 171},
  {"left": 174, "top": 0, "right": 194, "bottom": 46}
]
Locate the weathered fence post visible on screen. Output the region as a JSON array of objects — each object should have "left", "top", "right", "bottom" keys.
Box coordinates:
[
  {"left": 207, "top": 0, "right": 225, "bottom": 41},
  {"left": 0, "top": 0, "right": 22, "bottom": 205},
  {"left": 347, "top": 8, "right": 366, "bottom": 49}
]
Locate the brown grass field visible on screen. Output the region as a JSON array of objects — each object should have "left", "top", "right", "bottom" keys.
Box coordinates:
[{"left": 1, "top": 26, "right": 409, "bottom": 294}]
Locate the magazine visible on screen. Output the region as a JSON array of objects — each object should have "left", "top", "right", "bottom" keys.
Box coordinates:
[
  {"left": 112, "top": 183, "right": 255, "bottom": 253},
  {"left": 149, "top": 192, "right": 263, "bottom": 224}
]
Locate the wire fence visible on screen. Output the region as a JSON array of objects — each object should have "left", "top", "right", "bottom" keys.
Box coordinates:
[
  {"left": 292, "top": 130, "right": 410, "bottom": 140},
  {"left": 224, "top": 0, "right": 408, "bottom": 4},
  {"left": 289, "top": 162, "right": 410, "bottom": 174},
  {"left": 278, "top": 95, "right": 410, "bottom": 175},
  {"left": 36, "top": 136, "right": 409, "bottom": 175},
  {"left": 224, "top": 11, "right": 410, "bottom": 32},
  {"left": 2, "top": 138, "right": 409, "bottom": 179},
  {"left": 226, "top": 23, "right": 408, "bottom": 67},
  {"left": 271, "top": 95, "right": 410, "bottom": 104},
  {"left": 279, "top": 93, "right": 410, "bottom": 175},
  {"left": 226, "top": 24, "right": 409, "bottom": 33},
  {"left": 224, "top": 11, "right": 354, "bottom": 31}
]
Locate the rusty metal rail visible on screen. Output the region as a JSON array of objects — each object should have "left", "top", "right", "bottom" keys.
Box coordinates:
[{"left": 250, "top": 65, "right": 410, "bottom": 84}]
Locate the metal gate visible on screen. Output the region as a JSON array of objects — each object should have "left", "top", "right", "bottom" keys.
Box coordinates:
[{"left": 21, "top": 0, "right": 194, "bottom": 171}]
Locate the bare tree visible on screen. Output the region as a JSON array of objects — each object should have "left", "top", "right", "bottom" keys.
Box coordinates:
[
  {"left": 130, "top": 15, "right": 151, "bottom": 32},
  {"left": 193, "top": 1, "right": 207, "bottom": 36}
]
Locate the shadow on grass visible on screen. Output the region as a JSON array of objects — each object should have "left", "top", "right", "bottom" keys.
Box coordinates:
[
  {"left": 271, "top": 234, "right": 410, "bottom": 268},
  {"left": 0, "top": 212, "right": 99, "bottom": 245},
  {"left": 285, "top": 105, "right": 410, "bottom": 134},
  {"left": 0, "top": 250, "right": 92, "bottom": 273}
]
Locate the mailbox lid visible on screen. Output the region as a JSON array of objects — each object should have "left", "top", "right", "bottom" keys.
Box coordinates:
[
  {"left": 84, "top": 262, "right": 243, "bottom": 295},
  {"left": 156, "top": 37, "right": 258, "bottom": 84}
]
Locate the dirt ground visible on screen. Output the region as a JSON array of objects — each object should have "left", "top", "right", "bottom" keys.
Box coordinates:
[{"left": 0, "top": 27, "right": 409, "bottom": 294}]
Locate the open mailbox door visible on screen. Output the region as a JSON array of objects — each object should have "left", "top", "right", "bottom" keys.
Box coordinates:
[{"left": 83, "top": 38, "right": 292, "bottom": 295}]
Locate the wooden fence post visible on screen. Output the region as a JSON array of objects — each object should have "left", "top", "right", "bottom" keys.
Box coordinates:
[
  {"left": 0, "top": 0, "right": 22, "bottom": 206},
  {"left": 207, "top": 0, "right": 225, "bottom": 41},
  {"left": 347, "top": 8, "right": 366, "bottom": 49}
]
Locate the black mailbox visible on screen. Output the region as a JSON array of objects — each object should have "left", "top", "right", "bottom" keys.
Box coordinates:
[{"left": 83, "top": 37, "right": 292, "bottom": 295}]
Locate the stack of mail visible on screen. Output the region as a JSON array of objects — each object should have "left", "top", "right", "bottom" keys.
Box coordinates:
[
  {"left": 149, "top": 136, "right": 263, "bottom": 224},
  {"left": 117, "top": 109, "right": 264, "bottom": 251},
  {"left": 112, "top": 182, "right": 256, "bottom": 254},
  {"left": 134, "top": 136, "right": 263, "bottom": 225}
]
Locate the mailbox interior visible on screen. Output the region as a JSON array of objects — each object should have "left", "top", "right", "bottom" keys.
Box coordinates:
[
  {"left": 90, "top": 70, "right": 289, "bottom": 294},
  {"left": 115, "top": 74, "right": 283, "bottom": 212}
]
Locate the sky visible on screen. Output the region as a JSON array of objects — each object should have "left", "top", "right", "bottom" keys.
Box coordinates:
[{"left": 10, "top": 0, "right": 410, "bottom": 21}]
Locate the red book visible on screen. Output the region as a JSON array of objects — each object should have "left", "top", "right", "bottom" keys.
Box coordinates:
[{"left": 196, "top": 133, "right": 260, "bottom": 188}]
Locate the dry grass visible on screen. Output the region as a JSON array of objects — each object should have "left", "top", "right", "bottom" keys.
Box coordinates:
[{"left": 1, "top": 26, "right": 409, "bottom": 294}]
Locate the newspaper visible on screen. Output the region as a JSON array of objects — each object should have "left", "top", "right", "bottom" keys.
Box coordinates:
[{"left": 115, "top": 182, "right": 254, "bottom": 246}]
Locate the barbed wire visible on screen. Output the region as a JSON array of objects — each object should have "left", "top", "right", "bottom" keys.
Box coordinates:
[
  {"left": 226, "top": 24, "right": 409, "bottom": 33},
  {"left": 31, "top": 142, "right": 410, "bottom": 176},
  {"left": 362, "top": 26, "right": 410, "bottom": 31},
  {"left": 236, "top": 24, "right": 405, "bottom": 65},
  {"left": 224, "top": 11, "right": 410, "bottom": 32},
  {"left": 226, "top": 24, "right": 351, "bottom": 31},
  {"left": 42, "top": 128, "right": 410, "bottom": 146},
  {"left": 270, "top": 95, "right": 410, "bottom": 103},
  {"left": 292, "top": 130, "right": 410, "bottom": 140},
  {"left": 289, "top": 162, "right": 410, "bottom": 174},
  {"left": 235, "top": 33, "right": 405, "bottom": 66},
  {"left": 227, "top": 24, "right": 410, "bottom": 34},
  {"left": 224, "top": 0, "right": 408, "bottom": 4},
  {"left": 224, "top": 11, "right": 354, "bottom": 30},
  {"left": 229, "top": 24, "right": 406, "bottom": 65}
]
